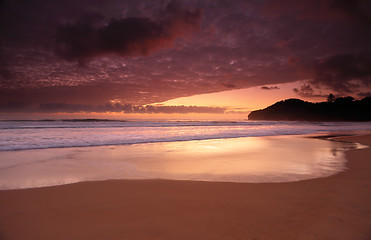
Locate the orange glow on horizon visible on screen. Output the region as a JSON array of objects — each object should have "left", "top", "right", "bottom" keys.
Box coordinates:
[
  {"left": 0, "top": 81, "right": 331, "bottom": 120},
  {"left": 155, "top": 80, "right": 326, "bottom": 112}
]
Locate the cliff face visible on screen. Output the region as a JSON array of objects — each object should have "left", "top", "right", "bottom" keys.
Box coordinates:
[{"left": 248, "top": 97, "right": 371, "bottom": 121}]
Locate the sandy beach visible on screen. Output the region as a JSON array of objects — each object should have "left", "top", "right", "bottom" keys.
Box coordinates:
[{"left": 0, "top": 134, "right": 370, "bottom": 240}]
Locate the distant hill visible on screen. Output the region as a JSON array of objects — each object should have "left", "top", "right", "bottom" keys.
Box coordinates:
[{"left": 248, "top": 97, "right": 371, "bottom": 121}]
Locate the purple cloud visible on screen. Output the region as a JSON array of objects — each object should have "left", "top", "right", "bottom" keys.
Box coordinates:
[{"left": 55, "top": 1, "right": 202, "bottom": 64}]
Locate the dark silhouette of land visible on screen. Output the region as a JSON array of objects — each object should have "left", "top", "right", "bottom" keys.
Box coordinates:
[{"left": 248, "top": 96, "right": 371, "bottom": 121}]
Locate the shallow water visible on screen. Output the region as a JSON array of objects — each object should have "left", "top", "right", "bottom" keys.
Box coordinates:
[{"left": 0, "top": 135, "right": 366, "bottom": 189}]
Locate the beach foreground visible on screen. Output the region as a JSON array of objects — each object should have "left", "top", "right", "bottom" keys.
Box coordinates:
[{"left": 1, "top": 134, "right": 370, "bottom": 240}]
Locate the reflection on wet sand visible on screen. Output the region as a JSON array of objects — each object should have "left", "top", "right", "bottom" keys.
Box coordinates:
[{"left": 0, "top": 135, "right": 366, "bottom": 189}]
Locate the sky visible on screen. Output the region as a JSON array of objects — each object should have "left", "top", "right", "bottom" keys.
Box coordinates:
[{"left": 0, "top": 0, "right": 370, "bottom": 119}]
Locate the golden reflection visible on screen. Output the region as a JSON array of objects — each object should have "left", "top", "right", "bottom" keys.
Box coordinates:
[{"left": 0, "top": 135, "right": 359, "bottom": 189}]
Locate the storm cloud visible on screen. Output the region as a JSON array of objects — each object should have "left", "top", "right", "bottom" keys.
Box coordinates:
[
  {"left": 309, "top": 54, "right": 371, "bottom": 93},
  {"left": 55, "top": 1, "right": 202, "bottom": 64}
]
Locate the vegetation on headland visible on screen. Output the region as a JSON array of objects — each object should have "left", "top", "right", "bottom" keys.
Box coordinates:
[{"left": 248, "top": 95, "right": 371, "bottom": 121}]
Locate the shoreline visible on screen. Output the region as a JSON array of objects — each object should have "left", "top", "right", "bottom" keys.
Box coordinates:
[
  {"left": 0, "top": 133, "right": 360, "bottom": 190},
  {"left": 0, "top": 134, "right": 370, "bottom": 239}
]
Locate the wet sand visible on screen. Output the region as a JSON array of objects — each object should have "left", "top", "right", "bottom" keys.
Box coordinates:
[{"left": 0, "top": 134, "right": 370, "bottom": 240}]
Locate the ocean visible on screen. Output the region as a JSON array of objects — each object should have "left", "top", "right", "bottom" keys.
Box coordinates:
[
  {"left": 1, "top": 120, "right": 371, "bottom": 151},
  {"left": 0, "top": 120, "right": 370, "bottom": 189}
]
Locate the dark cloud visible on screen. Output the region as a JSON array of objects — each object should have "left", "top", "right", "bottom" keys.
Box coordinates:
[
  {"left": 261, "top": 86, "right": 279, "bottom": 90},
  {"left": 293, "top": 84, "right": 326, "bottom": 98},
  {"left": 0, "top": 68, "right": 11, "bottom": 81},
  {"left": 36, "top": 102, "right": 226, "bottom": 114},
  {"left": 309, "top": 54, "right": 371, "bottom": 93},
  {"left": 55, "top": 0, "right": 201, "bottom": 64},
  {"left": 0, "top": 101, "right": 32, "bottom": 112},
  {"left": 222, "top": 83, "right": 236, "bottom": 88},
  {"left": 38, "top": 103, "right": 96, "bottom": 113},
  {"left": 0, "top": 100, "right": 226, "bottom": 114},
  {"left": 263, "top": 0, "right": 371, "bottom": 24},
  {"left": 313, "top": 0, "right": 371, "bottom": 25},
  {"left": 144, "top": 105, "right": 226, "bottom": 114},
  {"left": 0, "top": 41, "right": 12, "bottom": 81},
  {"left": 358, "top": 92, "right": 371, "bottom": 97}
]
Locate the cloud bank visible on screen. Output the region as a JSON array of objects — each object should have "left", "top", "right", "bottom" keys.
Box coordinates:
[
  {"left": 309, "top": 54, "right": 371, "bottom": 93},
  {"left": 55, "top": 1, "right": 202, "bottom": 64},
  {"left": 0, "top": 101, "right": 225, "bottom": 114}
]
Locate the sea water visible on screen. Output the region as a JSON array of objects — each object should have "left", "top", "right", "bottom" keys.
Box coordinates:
[
  {"left": 0, "top": 120, "right": 370, "bottom": 189},
  {"left": 1, "top": 120, "right": 371, "bottom": 151}
]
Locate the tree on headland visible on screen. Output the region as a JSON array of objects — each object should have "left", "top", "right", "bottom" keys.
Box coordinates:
[
  {"left": 334, "top": 96, "right": 354, "bottom": 104},
  {"left": 248, "top": 96, "right": 371, "bottom": 121},
  {"left": 327, "top": 93, "right": 335, "bottom": 103}
]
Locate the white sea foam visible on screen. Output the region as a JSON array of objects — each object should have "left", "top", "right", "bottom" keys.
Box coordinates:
[{"left": 0, "top": 120, "right": 371, "bottom": 151}]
